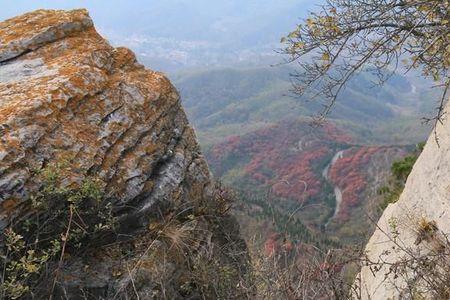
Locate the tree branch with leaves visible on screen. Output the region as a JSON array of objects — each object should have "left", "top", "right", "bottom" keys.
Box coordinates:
[{"left": 282, "top": 0, "right": 449, "bottom": 128}]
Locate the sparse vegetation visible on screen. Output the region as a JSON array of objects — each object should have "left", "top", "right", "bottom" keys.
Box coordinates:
[
  {"left": 0, "top": 161, "right": 250, "bottom": 299},
  {"left": 359, "top": 215, "right": 450, "bottom": 300},
  {"left": 96, "top": 182, "right": 250, "bottom": 299},
  {"left": 0, "top": 161, "right": 116, "bottom": 299},
  {"left": 240, "top": 212, "right": 450, "bottom": 300},
  {"left": 379, "top": 142, "right": 424, "bottom": 210},
  {"left": 249, "top": 246, "right": 360, "bottom": 299}
]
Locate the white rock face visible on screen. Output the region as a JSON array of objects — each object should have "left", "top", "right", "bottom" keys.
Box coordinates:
[{"left": 356, "top": 99, "right": 450, "bottom": 299}]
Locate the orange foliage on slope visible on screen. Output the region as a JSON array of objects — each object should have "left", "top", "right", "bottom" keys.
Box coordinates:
[
  {"left": 328, "top": 146, "right": 383, "bottom": 221},
  {"left": 208, "top": 120, "right": 352, "bottom": 203},
  {"left": 264, "top": 232, "right": 295, "bottom": 257}
]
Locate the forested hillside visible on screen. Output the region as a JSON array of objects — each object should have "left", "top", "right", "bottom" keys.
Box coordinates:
[
  {"left": 175, "top": 66, "right": 434, "bottom": 247},
  {"left": 175, "top": 66, "right": 434, "bottom": 148}
]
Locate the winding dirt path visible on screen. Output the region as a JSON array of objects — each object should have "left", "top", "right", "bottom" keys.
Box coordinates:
[{"left": 323, "top": 150, "right": 344, "bottom": 226}]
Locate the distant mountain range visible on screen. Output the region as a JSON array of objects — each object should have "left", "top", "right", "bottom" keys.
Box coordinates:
[
  {"left": 175, "top": 66, "right": 435, "bottom": 147},
  {"left": 174, "top": 65, "right": 436, "bottom": 246}
]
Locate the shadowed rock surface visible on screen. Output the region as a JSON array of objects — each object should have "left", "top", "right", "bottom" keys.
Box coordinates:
[{"left": 0, "top": 9, "right": 249, "bottom": 299}]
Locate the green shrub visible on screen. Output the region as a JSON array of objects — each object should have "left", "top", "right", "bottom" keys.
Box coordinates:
[
  {"left": 379, "top": 143, "right": 424, "bottom": 210},
  {"left": 0, "top": 163, "right": 116, "bottom": 299}
]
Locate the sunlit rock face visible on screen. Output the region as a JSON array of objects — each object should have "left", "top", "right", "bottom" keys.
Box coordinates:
[
  {"left": 356, "top": 100, "right": 450, "bottom": 299},
  {"left": 0, "top": 9, "right": 248, "bottom": 298},
  {"left": 0, "top": 8, "right": 211, "bottom": 228}
]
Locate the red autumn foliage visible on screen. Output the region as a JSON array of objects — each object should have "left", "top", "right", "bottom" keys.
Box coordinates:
[
  {"left": 264, "top": 233, "right": 296, "bottom": 257},
  {"left": 269, "top": 147, "right": 330, "bottom": 202},
  {"left": 207, "top": 120, "right": 354, "bottom": 204},
  {"left": 209, "top": 135, "right": 242, "bottom": 160},
  {"left": 264, "top": 233, "right": 280, "bottom": 257},
  {"left": 328, "top": 146, "right": 383, "bottom": 221},
  {"left": 207, "top": 120, "right": 352, "bottom": 203},
  {"left": 322, "top": 123, "right": 353, "bottom": 144}
]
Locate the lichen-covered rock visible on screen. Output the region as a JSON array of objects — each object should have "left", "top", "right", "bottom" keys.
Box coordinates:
[
  {"left": 0, "top": 9, "right": 249, "bottom": 299},
  {"left": 355, "top": 99, "right": 450, "bottom": 299}
]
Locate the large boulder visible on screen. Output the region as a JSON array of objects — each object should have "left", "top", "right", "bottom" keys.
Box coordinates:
[{"left": 0, "top": 9, "right": 249, "bottom": 299}]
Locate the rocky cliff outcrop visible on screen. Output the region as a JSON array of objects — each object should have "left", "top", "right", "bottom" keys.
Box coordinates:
[
  {"left": 0, "top": 9, "right": 249, "bottom": 299},
  {"left": 356, "top": 101, "right": 450, "bottom": 299}
]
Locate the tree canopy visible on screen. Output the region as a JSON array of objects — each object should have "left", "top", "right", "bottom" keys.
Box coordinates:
[{"left": 282, "top": 0, "right": 449, "bottom": 126}]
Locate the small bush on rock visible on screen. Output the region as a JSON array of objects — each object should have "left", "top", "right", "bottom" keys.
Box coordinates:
[{"left": 0, "top": 162, "right": 116, "bottom": 299}]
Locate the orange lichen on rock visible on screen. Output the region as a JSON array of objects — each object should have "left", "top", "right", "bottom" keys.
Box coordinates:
[
  {"left": 0, "top": 9, "right": 93, "bottom": 60},
  {"left": 0, "top": 9, "right": 249, "bottom": 299},
  {"left": 0, "top": 8, "right": 212, "bottom": 246}
]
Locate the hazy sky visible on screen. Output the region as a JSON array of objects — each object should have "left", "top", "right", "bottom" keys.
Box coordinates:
[
  {"left": 0, "top": 1, "right": 321, "bottom": 71},
  {"left": 1, "top": 1, "right": 159, "bottom": 34},
  {"left": 0, "top": 1, "right": 317, "bottom": 36}
]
